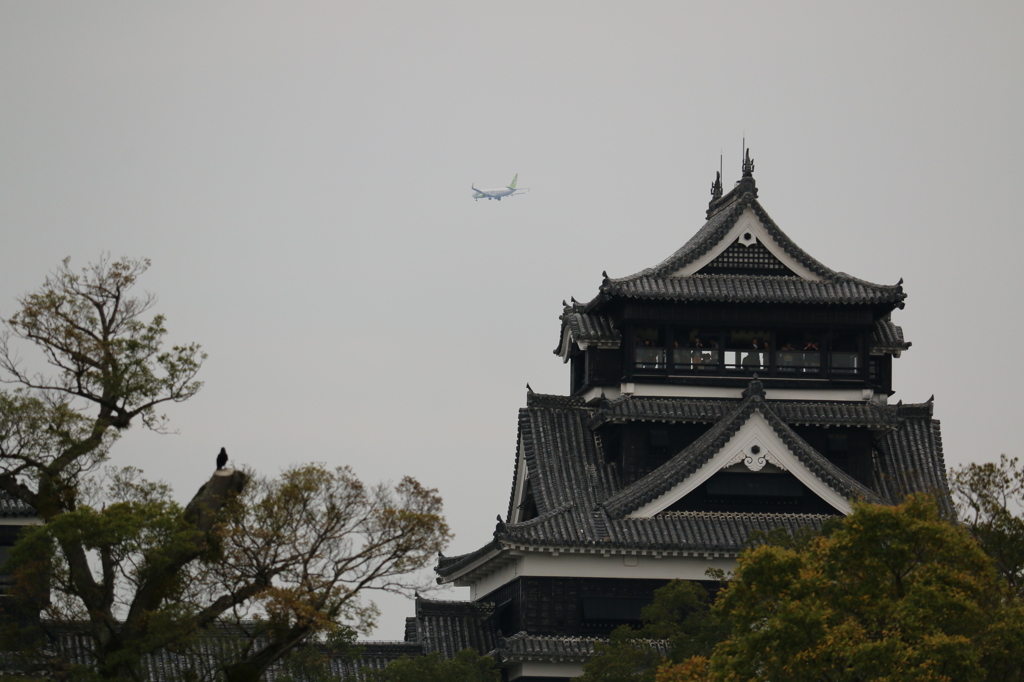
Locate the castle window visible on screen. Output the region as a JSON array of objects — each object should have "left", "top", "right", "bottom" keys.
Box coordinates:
[
  {"left": 830, "top": 331, "right": 862, "bottom": 375},
  {"left": 672, "top": 328, "right": 719, "bottom": 372},
  {"left": 776, "top": 329, "right": 822, "bottom": 375},
  {"left": 724, "top": 329, "right": 768, "bottom": 372},
  {"left": 633, "top": 327, "right": 665, "bottom": 371}
]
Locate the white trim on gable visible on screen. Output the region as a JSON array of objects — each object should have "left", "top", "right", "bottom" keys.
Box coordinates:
[
  {"left": 509, "top": 439, "right": 530, "bottom": 524},
  {"left": 628, "top": 410, "right": 853, "bottom": 518},
  {"left": 669, "top": 207, "right": 822, "bottom": 281}
]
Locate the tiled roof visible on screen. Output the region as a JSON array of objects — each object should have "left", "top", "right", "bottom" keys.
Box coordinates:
[
  {"left": 590, "top": 396, "right": 898, "bottom": 430},
  {"left": 5, "top": 623, "right": 422, "bottom": 681},
  {"left": 600, "top": 274, "right": 905, "bottom": 306},
  {"left": 874, "top": 403, "right": 952, "bottom": 516},
  {"left": 870, "top": 315, "right": 911, "bottom": 354},
  {"left": 436, "top": 391, "right": 949, "bottom": 580},
  {"left": 556, "top": 312, "right": 621, "bottom": 355},
  {"left": 579, "top": 189, "right": 905, "bottom": 310},
  {"left": 331, "top": 642, "right": 425, "bottom": 680},
  {"left": 599, "top": 393, "right": 885, "bottom": 518},
  {"left": 408, "top": 597, "right": 499, "bottom": 659},
  {"left": 0, "top": 490, "right": 36, "bottom": 517},
  {"left": 491, "top": 632, "right": 669, "bottom": 663}
]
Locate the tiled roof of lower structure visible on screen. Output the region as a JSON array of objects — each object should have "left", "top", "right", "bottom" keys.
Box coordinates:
[
  {"left": 0, "top": 490, "right": 36, "bottom": 517},
  {"left": 590, "top": 395, "right": 898, "bottom": 430},
  {"left": 4, "top": 622, "right": 423, "bottom": 681},
  {"left": 407, "top": 597, "right": 499, "bottom": 659},
  {"left": 491, "top": 632, "right": 671, "bottom": 664},
  {"left": 436, "top": 392, "right": 949, "bottom": 581},
  {"left": 508, "top": 511, "right": 834, "bottom": 554},
  {"left": 599, "top": 273, "right": 904, "bottom": 306},
  {"left": 874, "top": 403, "right": 952, "bottom": 516},
  {"left": 331, "top": 642, "right": 425, "bottom": 680}
]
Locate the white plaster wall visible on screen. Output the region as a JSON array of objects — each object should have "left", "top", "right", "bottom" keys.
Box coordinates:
[
  {"left": 507, "top": 660, "right": 585, "bottom": 680},
  {"left": 618, "top": 382, "right": 873, "bottom": 402}
]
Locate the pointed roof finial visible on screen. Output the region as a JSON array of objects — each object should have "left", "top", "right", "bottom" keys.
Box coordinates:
[
  {"left": 742, "top": 147, "right": 755, "bottom": 178},
  {"left": 710, "top": 171, "right": 723, "bottom": 200}
]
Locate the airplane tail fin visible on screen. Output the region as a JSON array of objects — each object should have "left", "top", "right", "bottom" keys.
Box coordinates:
[{"left": 507, "top": 173, "right": 518, "bottom": 189}]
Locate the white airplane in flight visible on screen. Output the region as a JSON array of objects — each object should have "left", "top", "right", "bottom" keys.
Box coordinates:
[{"left": 471, "top": 174, "right": 529, "bottom": 201}]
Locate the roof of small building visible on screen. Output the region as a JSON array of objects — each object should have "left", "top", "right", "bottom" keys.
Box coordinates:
[
  {"left": 0, "top": 490, "right": 36, "bottom": 518},
  {"left": 3, "top": 622, "right": 421, "bottom": 681},
  {"left": 405, "top": 596, "right": 499, "bottom": 659}
]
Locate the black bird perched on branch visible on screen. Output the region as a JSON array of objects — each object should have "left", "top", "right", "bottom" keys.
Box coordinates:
[{"left": 216, "top": 447, "right": 228, "bottom": 470}]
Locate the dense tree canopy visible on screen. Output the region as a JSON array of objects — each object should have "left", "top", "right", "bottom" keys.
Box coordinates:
[
  {"left": 0, "top": 257, "right": 451, "bottom": 681},
  {"left": 658, "top": 495, "right": 1024, "bottom": 682}
]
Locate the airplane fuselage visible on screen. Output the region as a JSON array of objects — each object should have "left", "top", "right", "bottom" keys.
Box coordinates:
[
  {"left": 471, "top": 174, "right": 527, "bottom": 201},
  {"left": 472, "top": 187, "right": 516, "bottom": 200}
]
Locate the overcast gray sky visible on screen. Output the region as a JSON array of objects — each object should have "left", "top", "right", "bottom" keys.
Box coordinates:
[{"left": 2, "top": 2, "right": 1023, "bottom": 639}]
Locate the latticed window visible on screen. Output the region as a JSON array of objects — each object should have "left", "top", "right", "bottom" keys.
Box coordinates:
[{"left": 702, "top": 240, "right": 791, "bottom": 275}]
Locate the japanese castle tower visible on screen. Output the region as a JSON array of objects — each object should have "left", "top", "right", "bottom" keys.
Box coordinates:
[{"left": 359, "top": 153, "right": 949, "bottom": 681}]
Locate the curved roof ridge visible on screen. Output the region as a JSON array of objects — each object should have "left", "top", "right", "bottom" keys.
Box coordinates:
[
  {"left": 506, "top": 502, "right": 574, "bottom": 531},
  {"left": 601, "top": 394, "right": 885, "bottom": 518},
  {"left": 610, "top": 194, "right": 752, "bottom": 283},
  {"left": 602, "top": 397, "right": 757, "bottom": 517},
  {"left": 598, "top": 196, "right": 903, "bottom": 298}
]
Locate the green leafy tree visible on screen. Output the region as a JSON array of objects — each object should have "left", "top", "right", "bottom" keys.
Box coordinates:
[
  {"left": 0, "top": 257, "right": 452, "bottom": 681},
  {"left": 951, "top": 454, "right": 1024, "bottom": 596},
  {"left": 364, "top": 649, "right": 500, "bottom": 682},
  {"left": 659, "top": 495, "right": 1024, "bottom": 682}
]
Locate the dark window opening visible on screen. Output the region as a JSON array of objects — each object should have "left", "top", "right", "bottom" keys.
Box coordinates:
[
  {"left": 776, "top": 329, "right": 822, "bottom": 375},
  {"left": 633, "top": 327, "right": 665, "bottom": 371},
  {"left": 725, "top": 329, "right": 768, "bottom": 372},
  {"left": 830, "top": 330, "right": 862, "bottom": 375},
  {"left": 672, "top": 328, "right": 720, "bottom": 372},
  {"left": 581, "top": 596, "right": 648, "bottom": 623}
]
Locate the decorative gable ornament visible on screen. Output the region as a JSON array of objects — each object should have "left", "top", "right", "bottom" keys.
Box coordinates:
[
  {"left": 670, "top": 208, "right": 820, "bottom": 280},
  {"left": 724, "top": 441, "right": 787, "bottom": 472},
  {"left": 627, "top": 409, "right": 854, "bottom": 518}
]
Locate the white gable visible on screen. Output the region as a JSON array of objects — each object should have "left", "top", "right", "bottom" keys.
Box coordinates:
[
  {"left": 628, "top": 410, "right": 853, "bottom": 517},
  {"left": 669, "top": 207, "right": 822, "bottom": 281},
  {"left": 509, "top": 438, "right": 530, "bottom": 524}
]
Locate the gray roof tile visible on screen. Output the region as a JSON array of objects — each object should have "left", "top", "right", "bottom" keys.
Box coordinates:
[
  {"left": 870, "top": 315, "right": 911, "bottom": 354},
  {"left": 601, "top": 274, "right": 904, "bottom": 306},
  {"left": 437, "top": 392, "right": 949, "bottom": 579},
  {"left": 0, "top": 490, "right": 35, "bottom": 518},
  {"left": 580, "top": 190, "right": 905, "bottom": 310},
  {"left": 600, "top": 393, "right": 885, "bottom": 518},
  {"left": 410, "top": 597, "right": 499, "bottom": 659}
]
